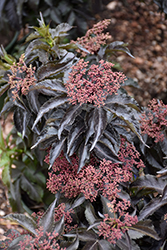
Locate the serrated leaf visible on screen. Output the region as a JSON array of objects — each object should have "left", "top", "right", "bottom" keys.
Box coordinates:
[
  {"left": 116, "top": 236, "right": 140, "bottom": 250},
  {"left": 68, "top": 132, "right": 84, "bottom": 157},
  {"left": 25, "top": 39, "right": 49, "bottom": 58},
  {"left": 105, "top": 93, "right": 140, "bottom": 112},
  {"left": 100, "top": 195, "right": 115, "bottom": 218},
  {"left": 131, "top": 174, "right": 167, "bottom": 194},
  {"left": 103, "top": 125, "right": 121, "bottom": 154},
  {"left": 78, "top": 141, "right": 91, "bottom": 172},
  {"left": 138, "top": 196, "right": 167, "bottom": 221},
  {"left": 67, "top": 119, "right": 85, "bottom": 154},
  {"left": 66, "top": 234, "right": 79, "bottom": 250},
  {"left": 93, "top": 140, "right": 121, "bottom": 163},
  {"left": 31, "top": 126, "right": 58, "bottom": 149},
  {"left": 7, "top": 235, "right": 31, "bottom": 250},
  {"left": 58, "top": 104, "right": 82, "bottom": 140},
  {"left": 105, "top": 103, "right": 146, "bottom": 146},
  {"left": 129, "top": 220, "right": 160, "bottom": 240},
  {"left": 85, "top": 108, "right": 96, "bottom": 145},
  {"left": 39, "top": 198, "right": 57, "bottom": 234},
  {"left": 31, "top": 79, "right": 67, "bottom": 93},
  {"left": 64, "top": 229, "right": 97, "bottom": 242},
  {"left": 89, "top": 107, "right": 107, "bottom": 151},
  {"left": 49, "top": 137, "right": 66, "bottom": 168},
  {"left": 106, "top": 41, "right": 135, "bottom": 58},
  {"left": 99, "top": 136, "right": 118, "bottom": 156},
  {"left": 27, "top": 90, "right": 40, "bottom": 114},
  {"left": 37, "top": 57, "right": 74, "bottom": 80},
  {"left": 13, "top": 108, "right": 31, "bottom": 138},
  {"left": 0, "top": 99, "right": 14, "bottom": 117},
  {"left": 52, "top": 215, "right": 64, "bottom": 235},
  {"left": 70, "top": 194, "right": 86, "bottom": 209},
  {"left": 53, "top": 23, "right": 73, "bottom": 38},
  {"left": 85, "top": 203, "right": 99, "bottom": 226},
  {"left": 32, "top": 96, "right": 68, "bottom": 129},
  {"left": 82, "top": 241, "right": 99, "bottom": 250},
  {"left": 98, "top": 240, "right": 112, "bottom": 250},
  {"left": 4, "top": 214, "right": 37, "bottom": 235}
]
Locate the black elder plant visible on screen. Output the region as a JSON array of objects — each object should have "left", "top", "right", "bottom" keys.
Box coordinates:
[{"left": 1, "top": 14, "right": 167, "bottom": 249}]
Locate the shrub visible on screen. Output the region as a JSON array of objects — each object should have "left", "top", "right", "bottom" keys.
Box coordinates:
[{"left": 1, "top": 14, "right": 167, "bottom": 249}]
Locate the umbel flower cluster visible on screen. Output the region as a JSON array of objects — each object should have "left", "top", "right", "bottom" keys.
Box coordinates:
[
  {"left": 46, "top": 138, "right": 145, "bottom": 243},
  {"left": 8, "top": 54, "right": 36, "bottom": 100},
  {"left": 66, "top": 59, "right": 126, "bottom": 106},
  {"left": 140, "top": 99, "right": 167, "bottom": 142},
  {"left": 72, "top": 19, "right": 112, "bottom": 57}
]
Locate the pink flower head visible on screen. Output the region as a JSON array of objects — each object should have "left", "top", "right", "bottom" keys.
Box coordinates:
[
  {"left": 8, "top": 54, "right": 36, "bottom": 100},
  {"left": 140, "top": 99, "right": 167, "bottom": 142},
  {"left": 72, "top": 19, "right": 112, "bottom": 57},
  {"left": 66, "top": 59, "right": 126, "bottom": 106}
]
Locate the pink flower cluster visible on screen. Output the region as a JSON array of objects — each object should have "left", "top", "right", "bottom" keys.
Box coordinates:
[
  {"left": 31, "top": 203, "right": 77, "bottom": 234},
  {"left": 66, "top": 59, "right": 126, "bottom": 106},
  {"left": 98, "top": 211, "right": 138, "bottom": 244},
  {"left": 46, "top": 153, "right": 101, "bottom": 202},
  {"left": 8, "top": 54, "right": 36, "bottom": 100},
  {"left": 46, "top": 138, "right": 144, "bottom": 202},
  {"left": 19, "top": 228, "right": 65, "bottom": 250},
  {"left": 72, "top": 19, "right": 112, "bottom": 57},
  {"left": 46, "top": 138, "right": 144, "bottom": 243},
  {"left": 140, "top": 99, "right": 167, "bottom": 142}
]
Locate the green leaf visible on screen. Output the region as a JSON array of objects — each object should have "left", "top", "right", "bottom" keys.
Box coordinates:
[
  {"left": 39, "top": 198, "right": 57, "bottom": 233},
  {"left": 20, "top": 175, "right": 43, "bottom": 202},
  {"left": 0, "top": 83, "right": 10, "bottom": 97},
  {"left": 2, "top": 164, "right": 10, "bottom": 186},
  {"left": 58, "top": 104, "right": 82, "bottom": 140},
  {"left": 4, "top": 214, "right": 37, "bottom": 235},
  {"left": 0, "top": 124, "right": 5, "bottom": 148},
  {"left": 32, "top": 96, "right": 68, "bottom": 129},
  {"left": 129, "top": 220, "right": 161, "bottom": 240}
]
